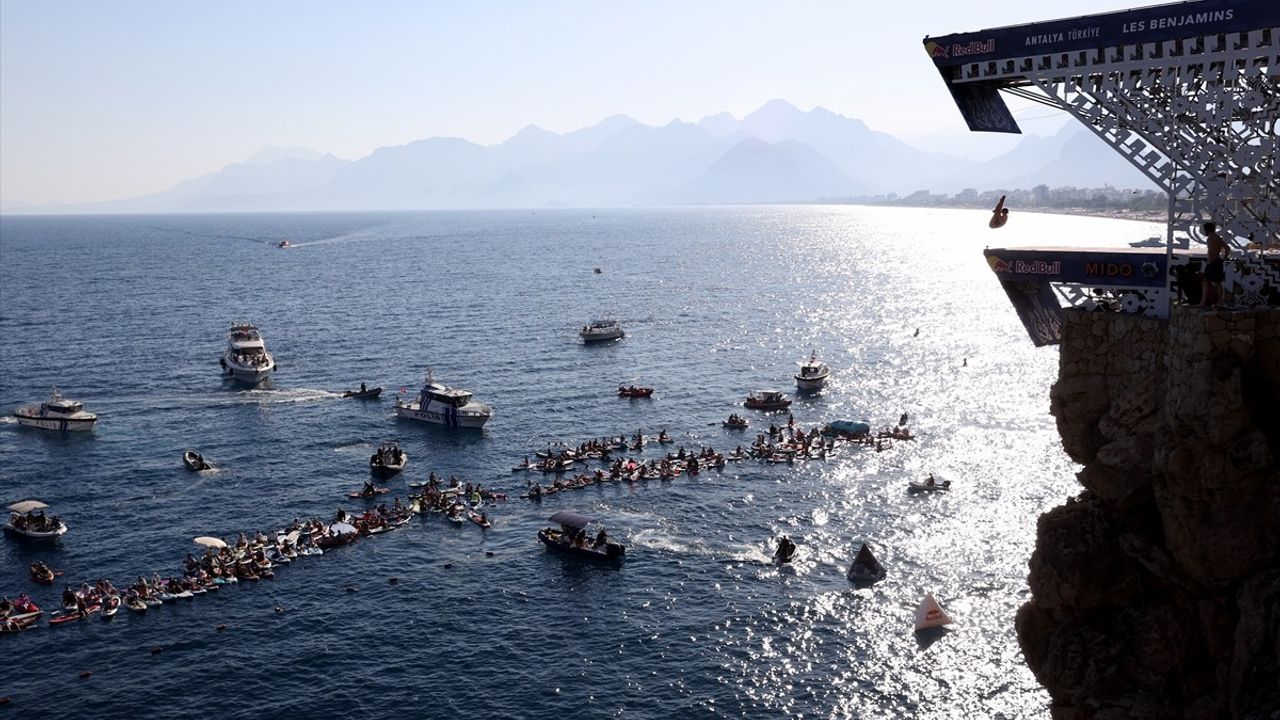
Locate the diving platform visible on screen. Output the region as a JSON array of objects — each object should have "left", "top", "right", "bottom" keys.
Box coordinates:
[{"left": 926, "top": 0, "right": 1280, "bottom": 344}]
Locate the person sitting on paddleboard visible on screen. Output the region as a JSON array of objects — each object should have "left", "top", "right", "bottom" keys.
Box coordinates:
[{"left": 989, "top": 195, "right": 1009, "bottom": 229}]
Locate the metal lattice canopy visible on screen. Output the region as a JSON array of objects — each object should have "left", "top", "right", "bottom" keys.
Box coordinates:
[{"left": 927, "top": 0, "right": 1280, "bottom": 323}]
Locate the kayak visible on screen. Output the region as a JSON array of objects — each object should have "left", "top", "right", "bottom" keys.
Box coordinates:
[
  {"left": 347, "top": 488, "right": 390, "bottom": 499},
  {"left": 467, "top": 511, "right": 492, "bottom": 529},
  {"left": 0, "top": 611, "right": 42, "bottom": 633},
  {"left": 50, "top": 605, "right": 101, "bottom": 625}
]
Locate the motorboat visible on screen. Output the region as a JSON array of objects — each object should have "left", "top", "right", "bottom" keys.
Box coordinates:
[
  {"left": 794, "top": 352, "right": 831, "bottom": 392},
  {"left": 278, "top": 240, "right": 291, "bottom": 249},
  {"left": 5, "top": 500, "right": 67, "bottom": 540},
  {"left": 744, "top": 390, "right": 792, "bottom": 411},
  {"left": 13, "top": 388, "right": 97, "bottom": 432},
  {"left": 394, "top": 369, "right": 492, "bottom": 429},
  {"left": 183, "top": 451, "right": 214, "bottom": 471},
  {"left": 370, "top": 441, "right": 408, "bottom": 477},
  {"left": 908, "top": 475, "right": 950, "bottom": 493},
  {"left": 846, "top": 542, "right": 886, "bottom": 584},
  {"left": 342, "top": 385, "right": 382, "bottom": 399},
  {"left": 914, "top": 592, "right": 954, "bottom": 632},
  {"left": 220, "top": 323, "right": 275, "bottom": 384},
  {"left": 580, "top": 318, "right": 624, "bottom": 343},
  {"left": 538, "top": 511, "right": 625, "bottom": 563},
  {"left": 723, "top": 414, "right": 750, "bottom": 429},
  {"left": 618, "top": 385, "right": 653, "bottom": 398}
]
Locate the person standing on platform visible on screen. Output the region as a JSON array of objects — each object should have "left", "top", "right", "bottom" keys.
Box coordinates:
[{"left": 1200, "top": 221, "right": 1228, "bottom": 308}]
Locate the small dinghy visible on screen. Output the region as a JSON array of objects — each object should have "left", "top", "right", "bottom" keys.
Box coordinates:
[
  {"left": 342, "top": 386, "right": 382, "bottom": 399},
  {"left": 369, "top": 441, "right": 407, "bottom": 478},
  {"left": 617, "top": 385, "right": 654, "bottom": 398},
  {"left": 183, "top": 451, "right": 214, "bottom": 471},
  {"left": 846, "top": 542, "right": 886, "bottom": 585},
  {"left": 908, "top": 475, "right": 950, "bottom": 493},
  {"left": 914, "top": 592, "right": 954, "bottom": 632}
]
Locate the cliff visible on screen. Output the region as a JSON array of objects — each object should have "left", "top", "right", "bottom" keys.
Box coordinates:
[{"left": 1017, "top": 306, "right": 1280, "bottom": 719}]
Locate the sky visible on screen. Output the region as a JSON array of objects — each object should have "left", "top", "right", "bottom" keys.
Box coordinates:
[{"left": 0, "top": 0, "right": 1135, "bottom": 206}]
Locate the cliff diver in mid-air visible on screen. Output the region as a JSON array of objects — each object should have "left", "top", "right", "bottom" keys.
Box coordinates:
[{"left": 989, "top": 195, "right": 1009, "bottom": 229}]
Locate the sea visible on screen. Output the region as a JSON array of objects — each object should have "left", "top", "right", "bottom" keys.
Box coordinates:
[{"left": 0, "top": 206, "right": 1162, "bottom": 719}]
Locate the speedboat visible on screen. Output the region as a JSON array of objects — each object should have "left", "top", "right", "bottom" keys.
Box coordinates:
[
  {"left": 538, "top": 511, "right": 625, "bottom": 563},
  {"left": 370, "top": 441, "right": 408, "bottom": 477},
  {"left": 580, "top": 318, "right": 624, "bottom": 343},
  {"left": 394, "top": 369, "right": 492, "bottom": 429},
  {"left": 278, "top": 240, "right": 291, "bottom": 249},
  {"left": 744, "top": 390, "right": 792, "bottom": 411},
  {"left": 13, "top": 388, "right": 97, "bottom": 432},
  {"left": 220, "top": 323, "right": 275, "bottom": 384},
  {"left": 5, "top": 500, "right": 68, "bottom": 540},
  {"left": 794, "top": 352, "right": 830, "bottom": 392}
]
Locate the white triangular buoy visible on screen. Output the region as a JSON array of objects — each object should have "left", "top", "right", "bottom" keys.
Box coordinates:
[{"left": 914, "top": 591, "right": 954, "bottom": 631}]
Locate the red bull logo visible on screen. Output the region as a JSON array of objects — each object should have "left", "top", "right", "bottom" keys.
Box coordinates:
[
  {"left": 951, "top": 39, "right": 995, "bottom": 57},
  {"left": 987, "top": 255, "right": 1060, "bottom": 275},
  {"left": 925, "top": 41, "right": 949, "bottom": 59}
]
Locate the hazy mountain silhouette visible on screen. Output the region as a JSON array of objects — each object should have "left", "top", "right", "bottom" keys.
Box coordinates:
[
  {"left": 931, "top": 123, "right": 1157, "bottom": 194},
  {"left": 6, "top": 101, "right": 1159, "bottom": 214},
  {"left": 672, "top": 138, "right": 869, "bottom": 204}
]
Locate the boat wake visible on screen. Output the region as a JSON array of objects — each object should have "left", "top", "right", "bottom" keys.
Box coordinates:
[
  {"left": 239, "top": 388, "right": 345, "bottom": 405},
  {"left": 284, "top": 225, "right": 400, "bottom": 248},
  {"left": 112, "top": 388, "right": 345, "bottom": 412},
  {"left": 0, "top": 416, "right": 17, "bottom": 425}
]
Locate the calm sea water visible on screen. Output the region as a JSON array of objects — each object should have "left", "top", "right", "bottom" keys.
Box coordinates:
[{"left": 0, "top": 207, "right": 1160, "bottom": 719}]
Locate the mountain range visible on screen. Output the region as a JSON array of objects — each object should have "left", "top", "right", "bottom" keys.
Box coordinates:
[{"left": 8, "top": 100, "right": 1157, "bottom": 214}]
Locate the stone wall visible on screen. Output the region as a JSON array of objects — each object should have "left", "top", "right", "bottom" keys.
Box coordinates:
[{"left": 1018, "top": 306, "right": 1280, "bottom": 720}]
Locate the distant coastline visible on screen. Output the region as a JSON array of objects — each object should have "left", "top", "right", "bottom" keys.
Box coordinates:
[{"left": 828, "top": 185, "right": 1167, "bottom": 224}]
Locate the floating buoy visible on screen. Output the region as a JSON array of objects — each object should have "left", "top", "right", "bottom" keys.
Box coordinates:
[
  {"left": 216, "top": 624, "right": 227, "bottom": 632},
  {"left": 79, "top": 671, "right": 92, "bottom": 680},
  {"left": 150, "top": 646, "right": 164, "bottom": 655}
]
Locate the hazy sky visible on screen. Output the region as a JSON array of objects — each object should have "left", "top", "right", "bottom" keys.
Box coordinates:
[{"left": 1, "top": 1, "right": 1131, "bottom": 206}]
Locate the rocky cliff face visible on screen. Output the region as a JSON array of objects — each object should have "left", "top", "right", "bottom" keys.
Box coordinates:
[{"left": 1018, "top": 306, "right": 1280, "bottom": 720}]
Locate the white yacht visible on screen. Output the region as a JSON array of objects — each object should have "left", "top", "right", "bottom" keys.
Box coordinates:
[
  {"left": 220, "top": 323, "right": 275, "bottom": 384},
  {"left": 794, "top": 352, "right": 831, "bottom": 392},
  {"left": 13, "top": 388, "right": 97, "bottom": 432},
  {"left": 394, "top": 369, "right": 492, "bottom": 429},
  {"left": 579, "top": 318, "right": 624, "bottom": 343}
]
